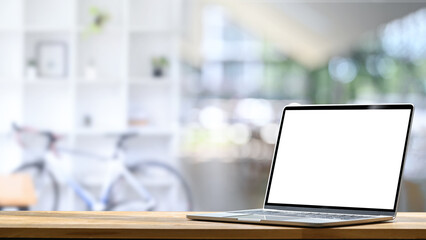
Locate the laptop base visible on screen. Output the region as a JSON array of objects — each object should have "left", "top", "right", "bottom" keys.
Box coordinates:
[{"left": 187, "top": 210, "right": 393, "bottom": 228}]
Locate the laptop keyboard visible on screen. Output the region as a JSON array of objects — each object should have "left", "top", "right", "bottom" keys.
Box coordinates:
[{"left": 236, "top": 210, "right": 371, "bottom": 220}]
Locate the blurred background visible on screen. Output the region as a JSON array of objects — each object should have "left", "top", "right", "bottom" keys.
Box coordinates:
[{"left": 0, "top": 0, "right": 425, "bottom": 212}]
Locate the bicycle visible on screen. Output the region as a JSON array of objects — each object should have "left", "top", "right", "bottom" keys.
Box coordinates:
[{"left": 8, "top": 124, "right": 193, "bottom": 211}]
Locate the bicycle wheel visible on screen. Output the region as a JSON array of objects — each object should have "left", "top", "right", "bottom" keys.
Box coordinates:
[
  {"left": 13, "top": 160, "right": 60, "bottom": 211},
  {"left": 106, "top": 160, "right": 193, "bottom": 211}
]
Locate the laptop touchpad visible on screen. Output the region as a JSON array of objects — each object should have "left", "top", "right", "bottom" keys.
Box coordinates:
[
  {"left": 237, "top": 215, "right": 302, "bottom": 222},
  {"left": 263, "top": 216, "right": 334, "bottom": 223}
]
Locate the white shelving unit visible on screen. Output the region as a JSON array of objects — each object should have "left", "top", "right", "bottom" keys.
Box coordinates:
[{"left": 0, "top": 0, "right": 181, "bottom": 210}]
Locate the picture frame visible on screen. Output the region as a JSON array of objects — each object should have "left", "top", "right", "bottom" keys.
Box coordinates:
[{"left": 36, "top": 41, "right": 68, "bottom": 78}]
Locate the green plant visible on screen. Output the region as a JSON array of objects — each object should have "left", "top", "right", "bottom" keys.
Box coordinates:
[
  {"left": 151, "top": 57, "right": 169, "bottom": 69},
  {"left": 86, "top": 6, "right": 110, "bottom": 35},
  {"left": 27, "top": 59, "right": 37, "bottom": 67}
]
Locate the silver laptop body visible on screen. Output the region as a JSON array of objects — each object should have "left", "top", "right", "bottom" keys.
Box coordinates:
[{"left": 187, "top": 104, "right": 414, "bottom": 227}]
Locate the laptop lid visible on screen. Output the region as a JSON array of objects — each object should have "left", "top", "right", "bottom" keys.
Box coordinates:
[{"left": 264, "top": 104, "right": 414, "bottom": 216}]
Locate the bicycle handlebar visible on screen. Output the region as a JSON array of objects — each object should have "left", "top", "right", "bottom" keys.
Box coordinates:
[
  {"left": 110, "top": 132, "right": 140, "bottom": 158},
  {"left": 115, "top": 132, "right": 138, "bottom": 150},
  {"left": 12, "top": 123, "right": 141, "bottom": 159},
  {"left": 12, "top": 122, "right": 61, "bottom": 152}
]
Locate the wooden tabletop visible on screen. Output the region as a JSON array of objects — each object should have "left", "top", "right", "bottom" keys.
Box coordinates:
[{"left": 0, "top": 211, "right": 425, "bottom": 239}]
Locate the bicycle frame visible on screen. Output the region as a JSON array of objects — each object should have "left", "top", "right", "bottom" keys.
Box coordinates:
[{"left": 47, "top": 150, "right": 156, "bottom": 211}]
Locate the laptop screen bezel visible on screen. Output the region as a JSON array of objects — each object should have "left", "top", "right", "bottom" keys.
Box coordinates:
[{"left": 263, "top": 104, "right": 414, "bottom": 216}]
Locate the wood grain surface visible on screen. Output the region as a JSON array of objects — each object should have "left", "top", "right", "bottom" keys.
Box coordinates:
[{"left": 0, "top": 211, "right": 424, "bottom": 239}]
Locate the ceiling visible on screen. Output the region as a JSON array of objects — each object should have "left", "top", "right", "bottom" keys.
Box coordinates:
[
  {"left": 269, "top": 1, "right": 426, "bottom": 66},
  {"left": 193, "top": 0, "right": 426, "bottom": 68}
]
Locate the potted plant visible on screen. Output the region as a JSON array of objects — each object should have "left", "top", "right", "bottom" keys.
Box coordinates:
[
  {"left": 151, "top": 56, "right": 169, "bottom": 78},
  {"left": 26, "top": 59, "right": 38, "bottom": 80},
  {"left": 87, "top": 6, "right": 110, "bottom": 35}
]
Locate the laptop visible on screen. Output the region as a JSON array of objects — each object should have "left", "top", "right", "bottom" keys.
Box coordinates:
[{"left": 187, "top": 104, "right": 414, "bottom": 227}]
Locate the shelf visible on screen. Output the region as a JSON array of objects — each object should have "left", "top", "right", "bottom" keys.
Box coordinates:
[
  {"left": 129, "top": 127, "right": 174, "bottom": 136},
  {"left": 129, "top": 28, "right": 173, "bottom": 35},
  {"left": 75, "top": 84, "right": 126, "bottom": 133},
  {"left": 0, "top": 0, "right": 181, "bottom": 197},
  {"left": 76, "top": 78, "right": 124, "bottom": 86},
  {"left": 24, "top": 0, "right": 73, "bottom": 30},
  {"left": 77, "top": 33, "right": 124, "bottom": 79},
  {"left": 128, "top": 0, "right": 172, "bottom": 33},
  {"left": 24, "top": 79, "right": 71, "bottom": 87},
  {"left": 77, "top": 26, "right": 124, "bottom": 35},
  {"left": 77, "top": 0, "right": 124, "bottom": 31},
  {"left": 129, "top": 35, "right": 172, "bottom": 78},
  {"left": 22, "top": 84, "right": 73, "bottom": 132},
  {"left": 75, "top": 127, "right": 173, "bottom": 137},
  {"left": 75, "top": 128, "right": 125, "bottom": 136},
  {"left": 25, "top": 27, "right": 71, "bottom": 34},
  {"left": 129, "top": 78, "right": 172, "bottom": 87}
]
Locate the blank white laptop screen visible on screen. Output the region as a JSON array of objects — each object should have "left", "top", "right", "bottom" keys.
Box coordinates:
[{"left": 267, "top": 109, "right": 411, "bottom": 210}]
